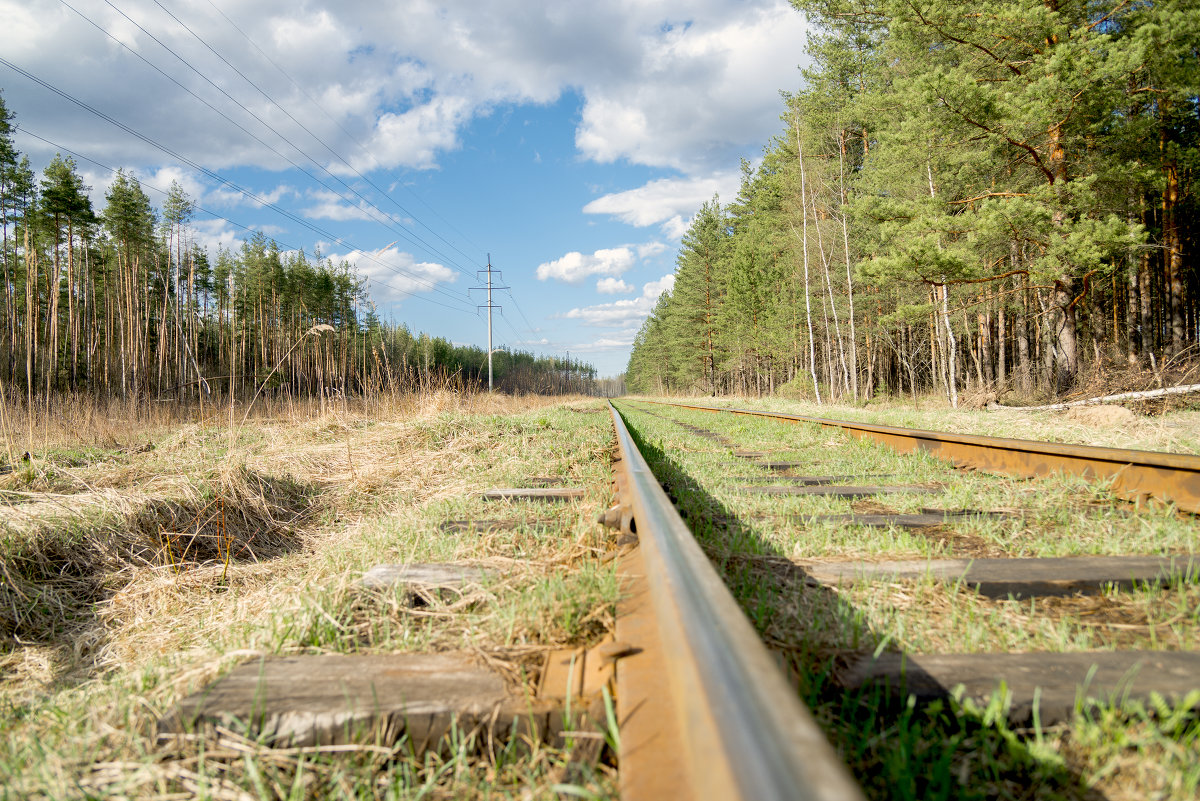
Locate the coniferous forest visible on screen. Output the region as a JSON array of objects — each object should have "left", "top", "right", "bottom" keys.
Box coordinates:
[
  {"left": 627, "top": 0, "right": 1198, "bottom": 404},
  {"left": 0, "top": 95, "right": 597, "bottom": 405}
]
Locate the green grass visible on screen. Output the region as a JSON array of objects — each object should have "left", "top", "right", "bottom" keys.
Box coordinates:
[
  {"left": 614, "top": 399, "right": 1200, "bottom": 801},
  {"left": 685, "top": 394, "right": 1200, "bottom": 455}
]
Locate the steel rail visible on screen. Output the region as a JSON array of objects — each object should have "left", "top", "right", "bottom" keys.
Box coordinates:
[
  {"left": 635, "top": 399, "right": 1200, "bottom": 513},
  {"left": 607, "top": 401, "right": 865, "bottom": 801}
]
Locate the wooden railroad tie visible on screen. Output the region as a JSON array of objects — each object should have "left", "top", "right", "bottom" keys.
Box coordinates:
[
  {"left": 724, "top": 474, "right": 895, "bottom": 485},
  {"left": 800, "top": 554, "right": 1198, "bottom": 598},
  {"left": 736, "top": 484, "right": 940, "bottom": 498},
  {"left": 482, "top": 487, "right": 585, "bottom": 501},
  {"left": 360, "top": 562, "right": 494, "bottom": 602},
  {"left": 842, "top": 650, "right": 1200, "bottom": 726},
  {"left": 159, "top": 652, "right": 604, "bottom": 754},
  {"left": 800, "top": 508, "right": 1008, "bottom": 528}
]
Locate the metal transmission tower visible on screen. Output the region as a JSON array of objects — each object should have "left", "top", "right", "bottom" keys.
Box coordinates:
[{"left": 472, "top": 255, "right": 509, "bottom": 391}]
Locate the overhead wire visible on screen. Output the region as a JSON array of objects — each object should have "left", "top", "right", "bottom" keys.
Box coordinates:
[
  {"left": 13, "top": 124, "right": 475, "bottom": 316},
  {"left": 0, "top": 57, "right": 475, "bottom": 313},
  {"left": 503, "top": 287, "right": 542, "bottom": 337},
  {"left": 12, "top": 6, "right": 560, "bottom": 351},
  {"left": 157, "top": 0, "right": 486, "bottom": 277},
  {"left": 83, "top": 0, "right": 480, "bottom": 285},
  {"left": 198, "top": 0, "right": 490, "bottom": 265},
  {"left": 49, "top": 1, "right": 468, "bottom": 305}
]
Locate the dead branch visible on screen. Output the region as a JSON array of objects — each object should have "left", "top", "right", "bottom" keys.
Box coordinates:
[{"left": 989, "top": 383, "right": 1200, "bottom": 411}]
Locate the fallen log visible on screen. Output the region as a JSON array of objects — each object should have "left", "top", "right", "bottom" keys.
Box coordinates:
[{"left": 988, "top": 383, "right": 1200, "bottom": 412}]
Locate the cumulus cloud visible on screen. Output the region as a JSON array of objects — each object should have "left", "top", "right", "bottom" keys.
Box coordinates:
[
  {"left": 536, "top": 247, "right": 635, "bottom": 284},
  {"left": 336, "top": 244, "right": 457, "bottom": 298},
  {"left": 569, "top": 329, "right": 640, "bottom": 352},
  {"left": 558, "top": 274, "right": 675, "bottom": 328},
  {"left": 584, "top": 173, "right": 741, "bottom": 236},
  {"left": 536, "top": 238, "right": 671, "bottom": 285},
  {"left": 342, "top": 95, "right": 473, "bottom": 173},
  {"left": 4, "top": 0, "right": 805, "bottom": 178},
  {"left": 302, "top": 190, "right": 393, "bottom": 222},
  {"left": 142, "top": 167, "right": 209, "bottom": 205},
  {"left": 573, "top": 5, "right": 807, "bottom": 172},
  {"left": 642, "top": 274, "right": 676, "bottom": 299},
  {"left": 596, "top": 277, "right": 633, "bottom": 294},
  {"left": 191, "top": 217, "right": 247, "bottom": 254},
  {"left": 210, "top": 182, "right": 296, "bottom": 210},
  {"left": 660, "top": 215, "right": 691, "bottom": 240},
  {"left": 637, "top": 241, "right": 668, "bottom": 258}
]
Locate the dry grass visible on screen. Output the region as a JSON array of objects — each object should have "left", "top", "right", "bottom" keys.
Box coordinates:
[
  {"left": 669, "top": 393, "right": 1200, "bottom": 455},
  {"left": 0, "top": 389, "right": 620, "bottom": 799}
]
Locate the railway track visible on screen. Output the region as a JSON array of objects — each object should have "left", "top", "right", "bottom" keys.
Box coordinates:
[
  {"left": 606, "top": 398, "right": 1200, "bottom": 799},
  {"left": 603, "top": 401, "right": 864, "bottom": 801},
  {"left": 155, "top": 398, "right": 1197, "bottom": 798}
]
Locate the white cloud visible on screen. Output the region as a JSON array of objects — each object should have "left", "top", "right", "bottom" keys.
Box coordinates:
[
  {"left": 558, "top": 274, "right": 675, "bottom": 328},
  {"left": 660, "top": 215, "right": 691, "bottom": 240},
  {"left": 562, "top": 298, "right": 651, "bottom": 327},
  {"left": 143, "top": 167, "right": 209, "bottom": 206},
  {"left": 536, "top": 239, "right": 670, "bottom": 285},
  {"left": 336, "top": 244, "right": 457, "bottom": 298},
  {"left": 637, "top": 241, "right": 668, "bottom": 258},
  {"left": 583, "top": 173, "right": 740, "bottom": 237},
  {"left": 192, "top": 218, "right": 246, "bottom": 253},
  {"left": 301, "top": 189, "right": 393, "bottom": 222},
  {"left": 642, "top": 274, "right": 676, "bottom": 299},
  {"left": 343, "top": 95, "right": 473, "bottom": 173},
  {"left": 536, "top": 246, "right": 635, "bottom": 283},
  {"left": 569, "top": 329, "right": 640, "bottom": 352},
  {"left": 573, "top": 5, "right": 807, "bottom": 172},
  {"left": 4, "top": 0, "right": 805, "bottom": 178},
  {"left": 209, "top": 181, "right": 295, "bottom": 209},
  {"left": 596, "top": 277, "right": 633, "bottom": 294}
]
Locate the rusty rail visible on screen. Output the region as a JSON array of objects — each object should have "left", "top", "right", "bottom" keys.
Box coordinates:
[
  {"left": 635, "top": 399, "right": 1200, "bottom": 514},
  {"left": 607, "top": 401, "right": 865, "bottom": 801}
]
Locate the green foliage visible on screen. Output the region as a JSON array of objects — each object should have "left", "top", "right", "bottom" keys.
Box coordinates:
[{"left": 629, "top": 0, "right": 1199, "bottom": 400}]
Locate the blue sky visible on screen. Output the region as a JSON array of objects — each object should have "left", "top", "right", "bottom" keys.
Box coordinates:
[{"left": 2, "top": 0, "right": 809, "bottom": 376}]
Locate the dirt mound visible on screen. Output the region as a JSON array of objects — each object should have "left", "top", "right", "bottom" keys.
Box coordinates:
[{"left": 1064, "top": 404, "right": 1137, "bottom": 428}]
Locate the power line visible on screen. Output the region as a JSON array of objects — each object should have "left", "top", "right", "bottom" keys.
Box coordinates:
[
  {"left": 13, "top": 124, "right": 476, "bottom": 316},
  {"left": 0, "top": 56, "right": 473, "bottom": 310},
  {"left": 8, "top": 8, "right": 559, "bottom": 354},
  {"left": 159, "top": 0, "right": 486, "bottom": 278},
  {"left": 503, "top": 287, "right": 542, "bottom": 336},
  {"left": 199, "top": 0, "right": 490, "bottom": 266},
  {"left": 58, "top": 0, "right": 546, "bottom": 357},
  {"left": 82, "top": 0, "right": 479, "bottom": 283},
  {"left": 52, "top": 0, "right": 465, "bottom": 303}
]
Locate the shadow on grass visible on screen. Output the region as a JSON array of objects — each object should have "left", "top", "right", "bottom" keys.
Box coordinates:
[
  {"left": 620, "top": 404, "right": 1104, "bottom": 801},
  {"left": 0, "top": 469, "right": 319, "bottom": 687}
]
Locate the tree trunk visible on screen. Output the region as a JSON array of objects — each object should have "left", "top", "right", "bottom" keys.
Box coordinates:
[
  {"left": 1163, "top": 149, "right": 1186, "bottom": 355},
  {"left": 941, "top": 284, "right": 958, "bottom": 407},
  {"left": 810, "top": 180, "right": 850, "bottom": 398},
  {"left": 997, "top": 300, "right": 1007, "bottom": 388},
  {"left": 838, "top": 130, "right": 859, "bottom": 401},
  {"left": 796, "top": 120, "right": 822, "bottom": 404},
  {"left": 1053, "top": 278, "right": 1078, "bottom": 393}
]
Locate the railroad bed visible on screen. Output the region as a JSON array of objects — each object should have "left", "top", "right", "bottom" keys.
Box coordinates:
[
  {"left": 148, "top": 397, "right": 1199, "bottom": 800},
  {"left": 610, "top": 398, "right": 1200, "bottom": 801}
]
